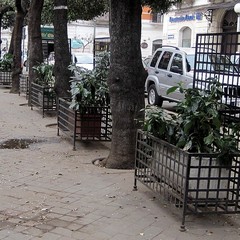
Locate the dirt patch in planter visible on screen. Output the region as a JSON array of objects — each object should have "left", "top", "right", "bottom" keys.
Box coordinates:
[{"left": 0, "top": 138, "right": 42, "bottom": 149}]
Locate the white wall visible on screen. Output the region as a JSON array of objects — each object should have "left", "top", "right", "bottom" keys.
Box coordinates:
[
  {"left": 68, "top": 20, "right": 109, "bottom": 53},
  {"left": 2, "top": 16, "right": 163, "bottom": 58},
  {"left": 141, "top": 20, "right": 163, "bottom": 57},
  {"left": 162, "top": 10, "right": 209, "bottom": 47}
]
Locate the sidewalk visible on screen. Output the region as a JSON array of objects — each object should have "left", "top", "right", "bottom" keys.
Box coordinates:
[{"left": 0, "top": 87, "right": 240, "bottom": 240}]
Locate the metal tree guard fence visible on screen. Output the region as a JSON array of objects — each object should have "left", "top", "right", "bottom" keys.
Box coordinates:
[
  {"left": 134, "top": 130, "right": 240, "bottom": 230},
  {"left": 134, "top": 32, "right": 240, "bottom": 230},
  {"left": 30, "top": 82, "right": 57, "bottom": 117},
  {"left": 57, "top": 97, "right": 112, "bottom": 150},
  {"left": 19, "top": 74, "right": 29, "bottom": 98},
  {"left": 0, "top": 71, "right": 12, "bottom": 87}
]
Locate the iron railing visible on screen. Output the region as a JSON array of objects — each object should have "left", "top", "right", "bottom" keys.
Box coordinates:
[
  {"left": 30, "top": 82, "right": 57, "bottom": 117},
  {"left": 19, "top": 74, "right": 29, "bottom": 98},
  {"left": 0, "top": 71, "right": 12, "bottom": 87},
  {"left": 134, "top": 130, "right": 240, "bottom": 231},
  {"left": 193, "top": 32, "right": 240, "bottom": 124},
  {"left": 135, "top": 33, "right": 240, "bottom": 229},
  {"left": 57, "top": 97, "right": 112, "bottom": 150}
]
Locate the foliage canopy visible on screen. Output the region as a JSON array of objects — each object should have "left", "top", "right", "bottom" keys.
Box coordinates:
[
  {"left": 142, "top": 0, "right": 182, "bottom": 13},
  {"left": 0, "top": 0, "right": 182, "bottom": 29},
  {"left": 42, "top": 0, "right": 108, "bottom": 24},
  {"left": 0, "top": 0, "right": 15, "bottom": 29}
]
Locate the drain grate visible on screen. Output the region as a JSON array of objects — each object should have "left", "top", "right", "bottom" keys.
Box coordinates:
[{"left": 0, "top": 138, "right": 41, "bottom": 149}]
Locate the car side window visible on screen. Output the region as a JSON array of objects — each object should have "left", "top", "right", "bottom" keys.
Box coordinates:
[
  {"left": 150, "top": 50, "right": 162, "bottom": 67},
  {"left": 158, "top": 51, "right": 172, "bottom": 70},
  {"left": 170, "top": 53, "right": 183, "bottom": 74},
  {"left": 186, "top": 59, "right": 191, "bottom": 72}
]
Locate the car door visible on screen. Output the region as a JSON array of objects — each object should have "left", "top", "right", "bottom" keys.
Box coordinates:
[
  {"left": 155, "top": 50, "right": 173, "bottom": 97},
  {"left": 166, "top": 52, "right": 189, "bottom": 101}
]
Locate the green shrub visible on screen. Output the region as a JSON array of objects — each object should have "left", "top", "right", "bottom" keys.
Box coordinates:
[
  {"left": 143, "top": 81, "right": 240, "bottom": 165},
  {"left": 68, "top": 52, "right": 110, "bottom": 112},
  {"left": 32, "top": 62, "right": 55, "bottom": 86},
  {"left": 0, "top": 53, "right": 13, "bottom": 72}
]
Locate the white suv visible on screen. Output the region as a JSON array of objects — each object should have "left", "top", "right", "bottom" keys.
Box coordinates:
[
  {"left": 145, "top": 46, "right": 239, "bottom": 107},
  {"left": 145, "top": 46, "right": 195, "bottom": 106}
]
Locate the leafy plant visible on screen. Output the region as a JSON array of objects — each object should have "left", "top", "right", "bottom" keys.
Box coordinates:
[
  {"left": 32, "top": 62, "right": 55, "bottom": 87},
  {"left": 0, "top": 53, "right": 13, "bottom": 72},
  {"left": 143, "top": 80, "right": 240, "bottom": 165},
  {"left": 143, "top": 106, "right": 178, "bottom": 145},
  {"left": 68, "top": 52, "right": 110, "bottom": 112},
  {"left": 171, "top": 81, "right": 224, "bottom": 153}
]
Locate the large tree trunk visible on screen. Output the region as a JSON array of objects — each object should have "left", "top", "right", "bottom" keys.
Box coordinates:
[
  {"left": 10, "top": 0, "right": 26, "bottom": 94},
  {"left": 104, "top": 0, "right": 146, "bottom": 169},
  {"left": 28, "top": 0, "right": 43, "bottom": 103},
  {"left": 53, "top": 0, "right": 71, "bottom": 98}
]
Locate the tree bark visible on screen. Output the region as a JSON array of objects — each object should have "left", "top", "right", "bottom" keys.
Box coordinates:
[
  {"left": 53, "top": 0, "right": 71, "bottom": 98},
  {"left": 104, "top": 0, "right": 146, "bottom": 169},
  {"left": 28, "top": 0, "right": 44, "bottom": 102},
  {"left": 10, "top": 0, "right": 26, "bottom": 93}
]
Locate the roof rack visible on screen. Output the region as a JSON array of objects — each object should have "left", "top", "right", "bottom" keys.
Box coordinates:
[{"left": 161, "top": 45, "right": 180, "bottom": 50}]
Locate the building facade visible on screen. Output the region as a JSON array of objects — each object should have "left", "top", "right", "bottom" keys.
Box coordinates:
[
  {"left": 140, "top": 6, "right": 163, "bottom": 57},
  {"left": 162, "top": 0, "right": 239, "bottom": 53},
  {"left": 67, "top": 7, "right": 163, "bottom": 58},
  {"left": 2, "top": 2, "right": 238, "bottom": 59}
]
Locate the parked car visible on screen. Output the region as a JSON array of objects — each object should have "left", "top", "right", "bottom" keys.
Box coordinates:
[
  {"left": 142, "top": 56, "right": 151, "bottom": 71},
  {"left": 145, "top": 46, "right": 239, "bottom": 107}
]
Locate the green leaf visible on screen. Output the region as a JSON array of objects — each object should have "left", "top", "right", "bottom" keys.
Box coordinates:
[
  {"left": 204, "top": 133, "right": 214, "bottom": 145},
  {"left": 183, "top": 140, "right": 192, "bottom": 151},
  {"left": 167, "top": 86, "right": 179, "bottom": 95}
]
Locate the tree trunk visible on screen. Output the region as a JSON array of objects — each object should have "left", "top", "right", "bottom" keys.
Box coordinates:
[
  {"left": 53, "top": 0, "right": 71, "bottom": 98},
  {"left": 10, "top": 0, "right": 26, "bottom": 93},
  {"left": 104, "top": 0, "right": 146, "bottom": 169},
  {"left": 28, "top": 0, "right": 44, "bottom": 103}
]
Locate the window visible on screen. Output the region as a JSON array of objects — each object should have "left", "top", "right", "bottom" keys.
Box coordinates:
[
  {"left": 152, "top": 13, "right": 164, "bottom": 23},
  {"left": 181, "top": 27, "right": 191, "bottom": 47},
  {"left": 158, "top": 51, "right": 173, "bottom": 70},
  {"left": 152, "top": 39, "right": 162, "bottom": 54},
  {"left": 170, "top": 53, "right": 183, "bottom": 73},
  {"left": 150, "top": 50, "right": 162, "bottom": 67}
]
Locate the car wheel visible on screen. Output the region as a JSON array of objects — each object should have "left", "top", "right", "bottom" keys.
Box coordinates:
[{"left": 148, "top": 85, "right": 163, "bottom": 106}]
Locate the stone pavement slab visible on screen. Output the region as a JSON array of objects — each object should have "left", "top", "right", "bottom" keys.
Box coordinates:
[{"left": 0, "top": 88, "right": 240, "bottom": 240}]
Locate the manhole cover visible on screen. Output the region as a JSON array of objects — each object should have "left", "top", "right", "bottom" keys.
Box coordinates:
[{"left": 0, "top": 138, "right": 41, "bottom": 149}]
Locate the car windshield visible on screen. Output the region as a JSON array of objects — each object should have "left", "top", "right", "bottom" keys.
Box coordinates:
[
  {"left": 186, "top": 53, "right": 238, "bottom": 73},
  {"left": 75, "top": 54, "right": 93, "bottom": 64}
]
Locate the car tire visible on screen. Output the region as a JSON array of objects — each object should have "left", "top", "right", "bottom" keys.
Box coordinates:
[{"left": 147, "top": 85, "right": 163, "bottom": 106}]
